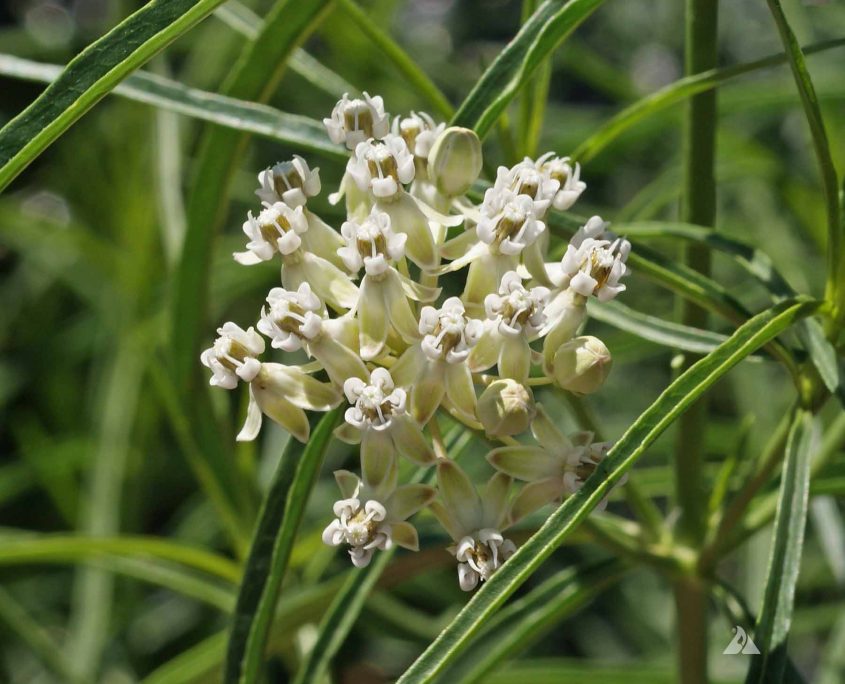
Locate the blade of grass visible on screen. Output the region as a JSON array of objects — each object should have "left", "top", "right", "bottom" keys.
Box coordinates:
[
  {"left": 764, "top": 0, "right": 841, "bottom": 321},
  {"left": 0, "top": 0, "right": 232, "bottom": 190},
  {"left": 573, "top": 38, "right": 845, "bottom": 163},
  {"left": 334, "top": 0, "right": 453, "bottom": 118},
  {"left": 0, "top": 55, "right": 343, "bottom": 159},
  {"left": 452, "top": 0, "right": 604, "bottom": 137},
  {"left": 396, "top": 297, "right": 818, "bottom": 684},
  {"left": 745, "top": 409, "right": 816, "bottom": 683},
  {"left": 224, "top": 408, "right": 342, "bottom": 684},
  {"left": 518, "top": 0, "right": 553, "bottom": 157}
]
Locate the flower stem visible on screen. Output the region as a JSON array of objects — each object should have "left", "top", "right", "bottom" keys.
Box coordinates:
[{"left": 674, "top": 0, "right": 719, "bottom": 681}]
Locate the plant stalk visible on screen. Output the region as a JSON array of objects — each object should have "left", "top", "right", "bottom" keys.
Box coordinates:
[{"left": 673, "top": 0, "right": 718, "bottom": 682}]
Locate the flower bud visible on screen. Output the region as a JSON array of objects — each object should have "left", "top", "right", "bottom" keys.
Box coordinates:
[
  {"left": 477, "top": 379, "right": 536, "bottom": 438},
  {"left": 552, "top": 336, "right": 612, "bottom": 394},
  {"left": 427, "top": 127, "right": 483, "bottom": 197}
]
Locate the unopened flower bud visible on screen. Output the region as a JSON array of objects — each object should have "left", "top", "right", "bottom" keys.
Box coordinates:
[
  {"left": 427, "top": 126, "right": 482, "bottom": 197},
  {"left": 477, "top": 379, "right": 535, "bottom": 438},
  {"left": 552, "top": 336, "right": 612, "bottom": 394}
]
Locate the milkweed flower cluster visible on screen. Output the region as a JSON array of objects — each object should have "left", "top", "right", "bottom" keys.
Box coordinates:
[{"left": 201, "top": 92, "right": 631, "bottom": 590}]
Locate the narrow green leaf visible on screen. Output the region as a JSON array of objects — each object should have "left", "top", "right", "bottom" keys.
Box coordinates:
[
  {"left": 171, "top": 0, "right": 333, "bottom": 393},
  {"left": 440, "top": 560, "right": 627, "bottom": 684},
  {"left": 452, "top": 0, "right": 604, "bottom": 136},
  {"left": 397, "top": 298, "right": 818, "bottom": 684},
  {"left": 573, "top": 38, "right": 845, "bottom": 163},
  {"left": 0, "top": 55, "right": 344, "bottom": 159},
  {"left": 588, "top": 299, "right": 729, "bottom": 354},
  {"left": 0, "top": 0, "right": 230, "bottom": 190},
  {"left": 224, "top": 408, "right": 342, "bottom": 684},
  {"left": 746, "top": 409, "right": 816, "bottom": 683},
  {"left": 764, "top": 0, "right": 840, "bottom": 308}
]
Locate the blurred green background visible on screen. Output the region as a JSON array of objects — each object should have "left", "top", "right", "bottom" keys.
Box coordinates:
[{"left": 1, "top": 0, "right": 844, "bottom": 682}]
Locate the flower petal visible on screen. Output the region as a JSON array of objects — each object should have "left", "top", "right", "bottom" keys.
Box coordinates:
[
  {"left": 390, "top": 521, "right": 420, "bottom": 551},
  {"left": 384, "top": 271, "right": 421, "bottom": 343},
  {"left": 302, "top": 253, "right": 359, "bottom": 312},
  {"left": 436, "top": 460, "right": 480, "bottom": 533},
  {"left": 361, "top": 429, "right": 397, "bottom": 496},
  {"left": 444, "top": 362, "right": 477, "bottom": 423},
  {"left": 256, "top": 363, "right": 340, "bottom": 411},
  {"left": 522, "top": 239, "right": 551, "bottom": 285},
  {"left": 391, "top": 414, "right": 436, "bottom": 465},
  {"left": 304, "top": 211, "right": 345, "bottom": 268},
  {"left": 429, "top": 499, "right": 463, "bottom": 541},
  {"left": 358, "top": 277, "right": 389, "bottom": 360},
  {"left": 441, "top": 228, "right": 479, "bottom": 261},
  {"left": 333, "top": 421, "right": 362, "bottom": 445},
  {"left": 531, "top": 404, "right": 572, "bottom": 453},
  {"left": 410, "top": 365, "right": 446, "bottom": 424},
  {"left": 334, "top": 469, "right": 361, "bottom": 499},
  {"left": 487, "top": 446, "right": 560, "bottom": 481},
  {"left": 467, "top": 329, "right": 500, "bottom": 373},
  {"left": 390, "top": 345, "right": 425, "bottom": 388},
  {"left": 235, "top": 386, "right": 263, "bottom": 442},
  {"left": 382, "top": 193, "right": 436, "bottom": 270},
  {"left": 309, "top": 336, "right": 369, "bottom": 385},
  {"left": 482, "top": 472, "right": 512, "bottom": 529},
  {"left": 387, "top": 484, "right": 437, "bottom": 521},
  {"left": 498, "top": 334, "right": 531, "bottom": 383},
  {"left": 252, "top": 389, "right": 310, "bottom": 442},
  {"left": 509, "top": 477, "right": 563, "bottom": 525},
  {"left": 398, "top": 271, "right": 441, "bottom": 302}
]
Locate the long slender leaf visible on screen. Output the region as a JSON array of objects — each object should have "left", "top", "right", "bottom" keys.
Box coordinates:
[
  {"left": 452, "top": 0, "right": 604, "bottom": 136},
  {"left": 0, "top": 0, "right": 231, "bottom": 190},
  {"left": 573, "top": 38, "right": 845, "bottom": 163},
  {"left": 0, "top": 55, "right": 344, "bottom": 159},
  {"left": 440, "top": 560, "right": 627, "bottom": 684},
  {"left": 746, "top": 409, "right": 816, "bottom": 683},
  {"left": 224, "top": 408, "right": 342, "bottom": 684},
  {"left": 171, "top": 0, "right": 333, "bottom": 393},
  {"left": 764, "top": 0, "right": 841, "bottom": 306},
  {"left": 396, "top": 298, "right": 818, "bottom": 683}
]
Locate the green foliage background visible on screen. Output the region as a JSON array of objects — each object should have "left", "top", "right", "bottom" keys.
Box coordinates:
[{"left": 0, "top": 0, "right": 844, "bottom": 682}]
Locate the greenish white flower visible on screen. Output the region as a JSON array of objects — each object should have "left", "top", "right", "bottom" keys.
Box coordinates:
[
  {"left": 234, "top": 202, "right": 308, "bottom": 265},
  {"left": 348, "top": 135, "right": 415, "bottom": 200},
  {"left": 256, "top": 155, "right": 321, "bottom": 207},
  {"left": 392, "top": 111, "right": 444, "bottom": 162},
  {"left": 551, "top": 335, "right": 612, "bottom": 394},
  {"left": 200, "top": 322, "right": 264, "bottom": 389},
  {"left": 323, "top": 92, "right": 389, "bottom": 150},
  {"left": 487, "top": 404, "right": 619, "bottom": 509},
  {"left": 488, "top": 158, "right": 559, "bottom": 217},
  {"left": 426, "top": 126, "right": 483, "bottom": 198},
  {"left": 322, "top": 470, "right": 435, "bottom": 567},
  {"left": 536, "top": 152, "right": 586, "bottom": 211}
]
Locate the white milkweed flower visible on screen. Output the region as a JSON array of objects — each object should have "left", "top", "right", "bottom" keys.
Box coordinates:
[
  {"left": 238, "top": 363, "right": 341, "bottom": 444},
  {"left": 488, "top": 404, "right": 622, "bottom": 511},
  {"left": 322, "top": 470, "right": 435, "bottom": 567},
  {"left": 391, "top": 297, "right": 483, "bottom": 424},
  {"left": 336, "top": 368, "right": 435, "bottom": 486},
  {"left": 339, "top": 209, "right": 436, "bottom": 359},
  {"left": 536, "top": 152, "right": 586, "bottom": 211},
  {"left": 256, "top": 283, "right": 368, "bottom": 386},
  {"left": 324, "top": 92, "right": 390, "bottom": 150},
  {"left": 468, "top": 271, "right": 550, "bottom": 382},
  {"left": 392, "top": 111, "right": 445, "bottom": 162},
  {"left": 348, "top": 135, "right": 416, "bottom": 200},
  {"left": 430, "top": 461, "right": 547, "bottom": 592},
  {"left": 234, "top": 201, "right": 358, "bottom": 312},
  {"left": 255, "top": 156, "right": 321, "bottom": 207},
  {"left": 551, "top": 216, "right": 631, "bottom": 302},
  {"left": 200, "top": 323, "right": 265, "bottom": 389},
  {"left": 477, "top": 190, "right": 546, "bottom": 257},
  {"left": 489, "top": 158, "right": 560, "bottom": 217}
]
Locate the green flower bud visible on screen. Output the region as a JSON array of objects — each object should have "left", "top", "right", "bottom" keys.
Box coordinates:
[
  {"left": 477, "top": 379, "right": 536, "bottom": 438},
  {"left": 427, "top": 126, "right": 483, "bottom": 197},
  {"left": 552, "top": 336, "right": 612, "bottom": 394}
]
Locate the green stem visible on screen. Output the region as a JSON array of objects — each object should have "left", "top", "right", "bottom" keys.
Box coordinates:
[{"left": 674, "top": 0, "right": 718, "bottom": 681}]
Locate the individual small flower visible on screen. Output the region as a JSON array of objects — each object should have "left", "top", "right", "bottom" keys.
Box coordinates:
[
  {"left": 488, "top": 158, "right": 560, "bottom": 217},
  {"left": 255, "top": 156, "right": 321, "bottom": 207},
  {"left": 536, "top": 152, "right": 586, "bottom": 211},
  {"left": 476, "top": 190, "right": 546, "bottom": 257},
  {"left": 324, "top": 92, "right": 390, "bottom": 150},
  {"left": 347, "top": 135, "right": 416, "bottom": 200},
  {"left": 256, "top": 283, "right": 368, "bottom": 386},
  {"left": 337, "top": 368, "right": 435, "bottom": 488},
  {"left": 392, "top": 111, "right": 445, "bottom": 164},
  {"left": 200, "top": 323, "right": 264, "bottom": 389},
  {"left": 431, "top": 461, "right": 545, "bottom": 591},
  {"left": 550, "top": 335, "right": 612, "bottom": 394},
  {"left": 487, "top": 404, "right": 621, "bottom": 510},
  {"left": 551, "top": 216, "right": 631, "bottom": 302},
  {"left": 391, "top": 297, "right": 483, "bottom": 424},
  {"left": 477, "top": 379, "right": 536, "bottom": 438},
  {"left": 322, "top": 470, "right": 435, "bottom": 567},
  {"left": 468, "top": 271, "right": 550, "bottom": 381},
  {"left": 339, "top": 209, "right": 435, "bottom": 359},
  {"left": 233, "top": 202, "right": 309, "bottom": 265},
  {"left": 237, "top": 363, "right": 341, "bottom": 443},
  {"left": 426, "top": 126, "right": 483, "bottom": 199}
]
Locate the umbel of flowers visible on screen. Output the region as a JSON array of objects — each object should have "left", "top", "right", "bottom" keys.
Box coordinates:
[{"left": 201, "top": 92, "right": 631, "bottom": 591}]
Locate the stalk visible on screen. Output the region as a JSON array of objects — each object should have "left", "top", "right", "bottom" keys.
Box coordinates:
[{"left": 673, "top": 0, "right": 719, "bottom": 682}]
